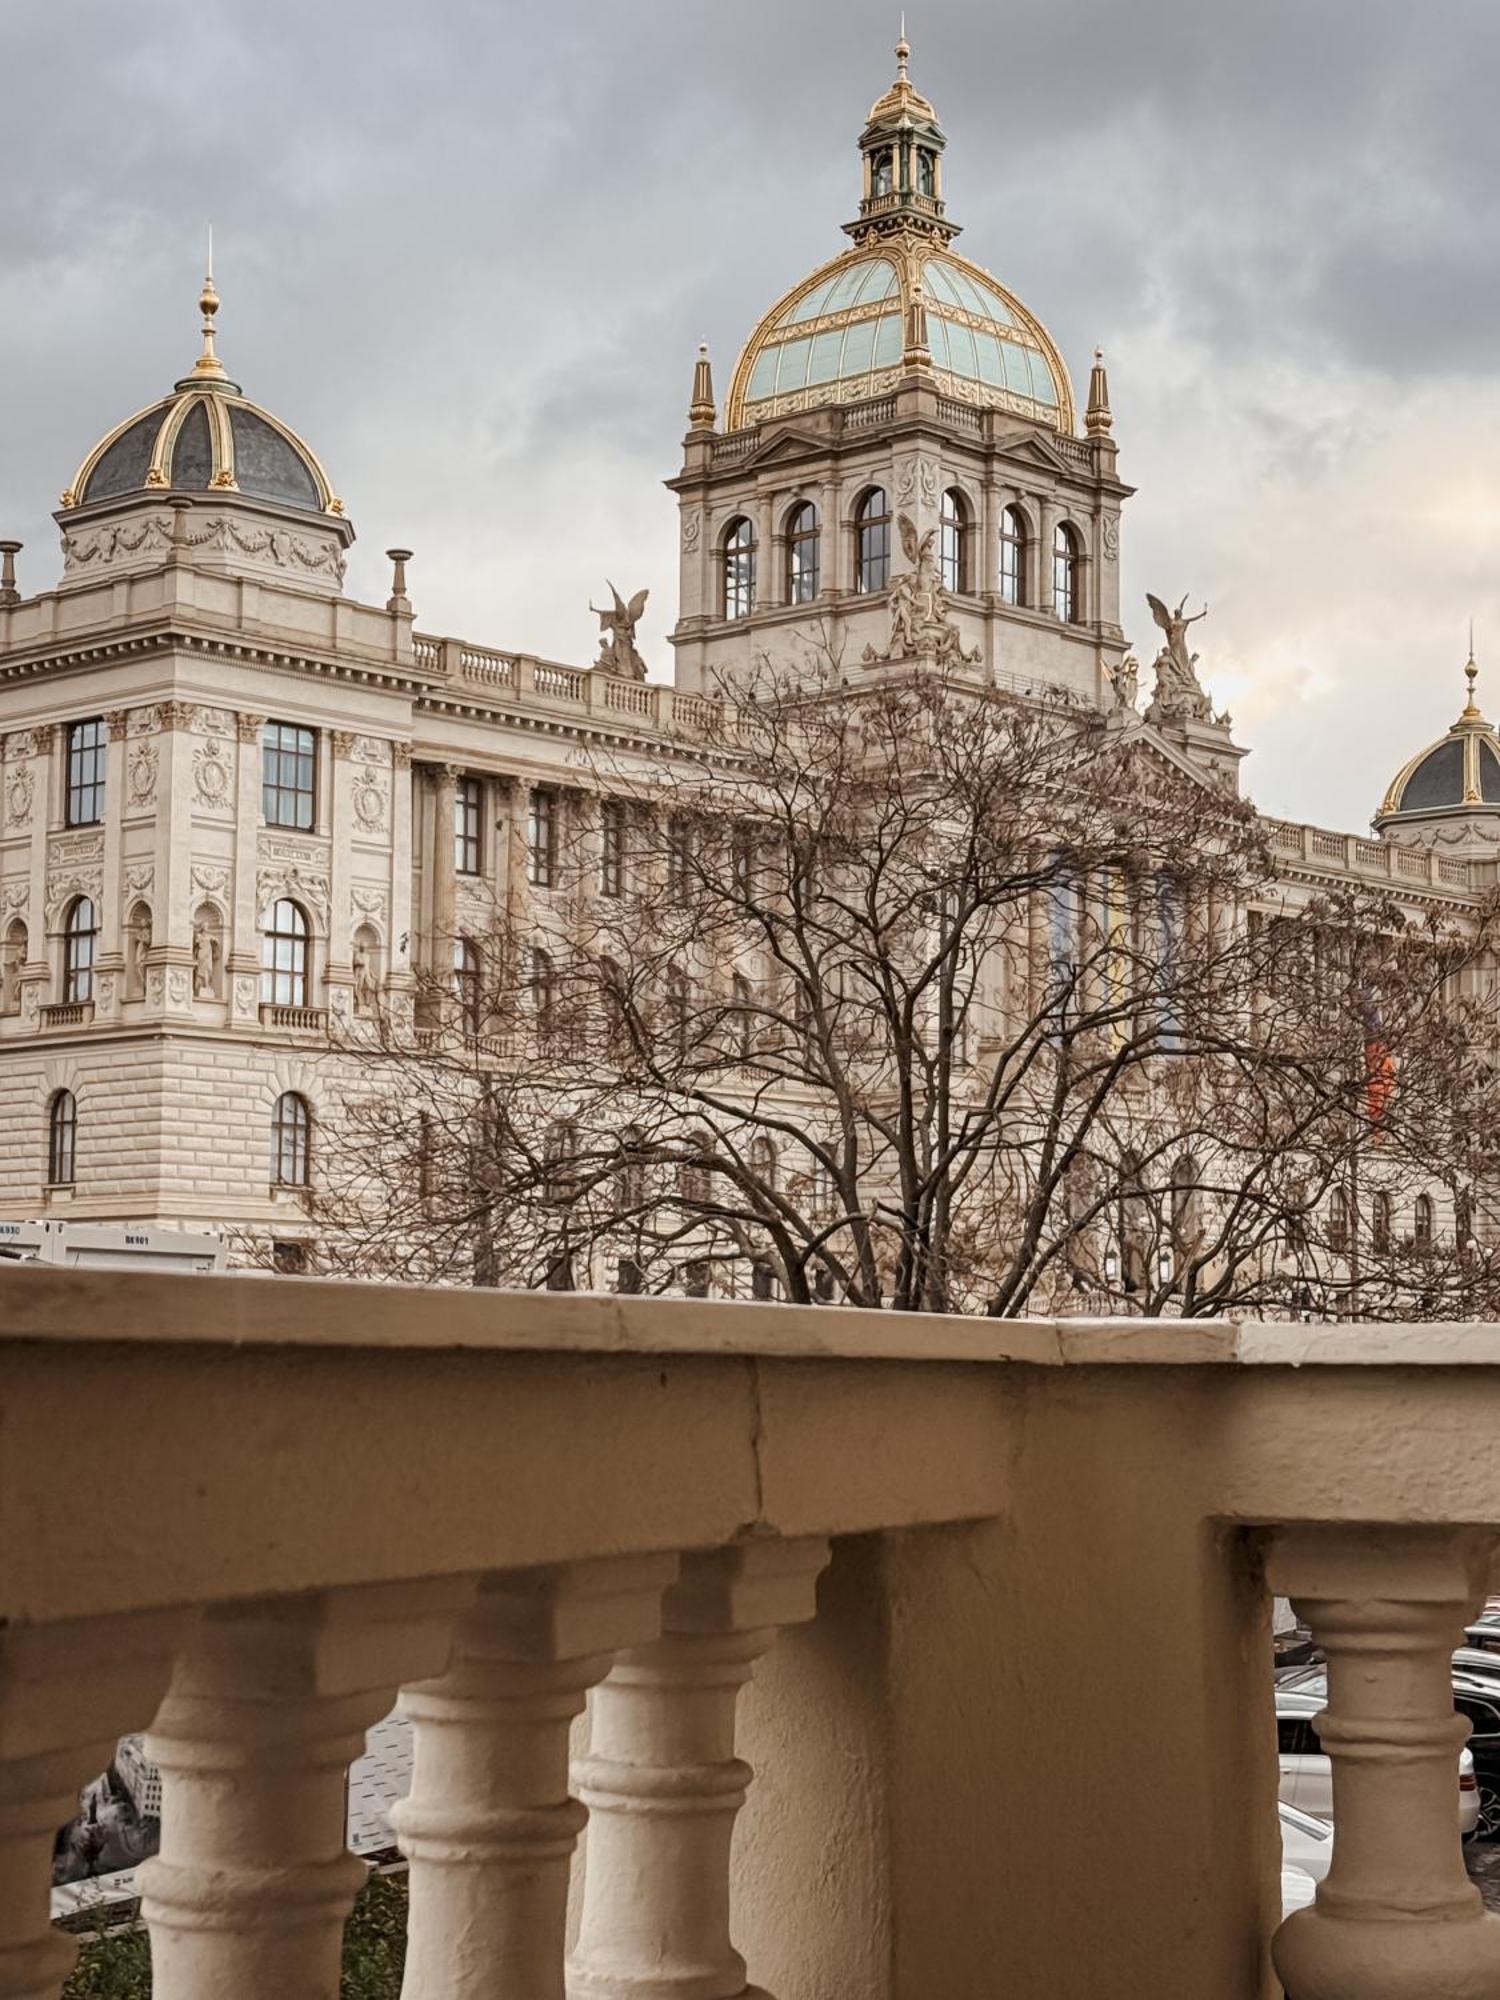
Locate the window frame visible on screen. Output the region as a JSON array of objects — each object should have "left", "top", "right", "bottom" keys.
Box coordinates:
[
  {"left": 65, "top": 718, "right": 107, "bottom": 828},
  {"left": 855, "top": 487, "right": 892, "bottom": 594},
  {"left": 271, "top": 1091, "right": 312, "bottom": 1188},
  {"left": 599, "top": 799, "right": 627, "bottom": 898},
  {"left": 999, "top": 505, "right": 1026, "bottom": 606},
  {"left": 786, "top": 502, "right": 821, "bottom": 605},
  {"left": 453, "top": 936, "right": 482, "bottom": 1033},
  {"left": 47, "top": 1088, "right": 76, "bottom": 1186},
  {"left": 262, "top": 721, "right": 318, "bottom": 832},
  {"left": 260, "top": 898, "right": 310, "bottom": 1009},
  {"left": 527, "top": 788, "right": 557, "bottom": 890},
  {"left": 454, "top": 775, "right": 483, "bottom": 877},
  {"left": 62, "top": 896, "right": 98, "bottom": 1004},
  {"left": 940, "top": 488, "right": 970, "bottom": 596},
  {"left": 1053, "top": 523, "right": 1081, "bottom": 625},
  {"left": 722, "top": 516, "right": 757, "bottom": 622}
]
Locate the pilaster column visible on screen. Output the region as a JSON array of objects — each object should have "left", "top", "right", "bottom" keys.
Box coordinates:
[
  {"left": 228, "top": 712, "right": 266, "bottom": 1024},
  {"left": 567, "top": 1536, "right": 830, "bottom": 2000},
  {"left": 395, "top": 1555, "right": 677, "bottom": 2000},
  {"left": 139, "top": 1579, "right": 470, "bottom": 2000},
  {"left": 0, "top": 1609, "right": 187, "bottom": 2000},
  {"left": 391, "top": 742, "right": 414, "bottom": 988},
  {"left": 326, "top": 732, "right": 356, "bottom": 1020},
  {"left": 1267, "top": 1526, "right": 1500, "bottom": 2000},
  {"left": 100, "top": 708, "right": 129, "bottom": 959},
  {"left": 1035, "top": 497, "right": 1056, "bottom": 615},
  {"left": 424, "top": 765, "right": 459, "bottom": 974}
]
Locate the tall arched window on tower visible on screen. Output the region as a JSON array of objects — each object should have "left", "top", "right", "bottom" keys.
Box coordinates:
[
  {"left": 1053, "top": 523, "right": 1081, "bottom": 624},
  {"left": 47, "top": 1089, "right": 76, "bottom": 1186},
  {"left": 260, "top": 899, "right": 309, "bottom": 1008},
  {"left": 940, "top": 488, "right": 970, "bottom": 595},
  {"left": 722, "top": 517, "right": 757, "bottom": 621},
  {"left": 999, "top": 505, "right": 1026, "bottom": 606},
  {"left": 63, "top": 896, "right": 98, "bottom": 1004},
  {"left": 786, "top": 502, "right": 820, "bottom": 605},
  {"left": 271, "top": 1091, "right": 312, "bottom": 1188},
  {"left": 871, "top": 149, "right": 895, "bottom": 197},
  {"left": 855, "top": 487, "right": 891, "bottom": 592}
]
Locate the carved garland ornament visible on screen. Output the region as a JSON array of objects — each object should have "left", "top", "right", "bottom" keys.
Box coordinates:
[
  {"left": 5, "top": 767, "right": 33, "bottom": 828},
  {"left": 128, "top": 743, "right": 159, "bottom": 807},
  {"left": 46, "top": 869, "right": 103, "bottom": 923},
  {"left": 351, "top": 768, "right": 388, "bottom": 832},
  {"left": 193, "top": 739, "right": 234, "bottom": 810}
]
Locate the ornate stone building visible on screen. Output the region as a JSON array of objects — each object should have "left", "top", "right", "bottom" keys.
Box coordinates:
[{"left": 0, "top": 41, "right": 1488, "bottom": 1267}]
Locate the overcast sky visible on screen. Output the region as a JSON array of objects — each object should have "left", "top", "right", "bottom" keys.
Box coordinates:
[{"left": 5, "top": 0, "right": 1500, "bottom": 833}]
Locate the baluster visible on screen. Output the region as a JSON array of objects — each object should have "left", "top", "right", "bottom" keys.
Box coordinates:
[
  {"left": 394, "top": 1555, "right": 677, "bottom": 2000},
  {"left": 1269, "top": 1526, "right": 1500, "bottom": 1999},
  {"left": 139, "top": 1580, "right": 469, "bottom": 2000},
  {"left": 0, "top": 1610, "right": 187, "bottom": 2000},
  {"left": 568, "top": 1537, "right": 830, "bottom": 2000}
]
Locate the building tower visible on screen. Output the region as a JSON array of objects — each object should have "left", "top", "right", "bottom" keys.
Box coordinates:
[{"left": 669, "top": 36, "right": 1132, "bottom": 704}]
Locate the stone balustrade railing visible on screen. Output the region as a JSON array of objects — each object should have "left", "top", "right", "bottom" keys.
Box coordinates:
[
  {"left": 1266, "top": 816, "right": 1475, "bottom": 891},
  {"left": 6, "top": 1273, "right": 1500, "bottom": 1998}
]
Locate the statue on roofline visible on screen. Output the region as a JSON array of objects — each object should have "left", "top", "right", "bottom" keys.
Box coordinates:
[
  {"left": 1145, "top": 592, "right": 1212, "bottom": 723},
  {"left": 590, "top": 582, "right": 650, "bottom": 681}
]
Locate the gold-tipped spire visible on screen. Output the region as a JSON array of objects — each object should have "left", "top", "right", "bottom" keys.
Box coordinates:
[
  {"left": 1462, "top": 629, "right": 1483, "bottom": 720},
  {"left": 688, "top": 341, "right": 717, "bottom": 431},
  {"left": 1085, "top": 346, "right": 1113, "bottom": 437},
  {"left": 895, "top": 17, "right": 910, "bottom": 81},
  {"left": 190, "top": 227, "right": 227, "bottom": 382}
]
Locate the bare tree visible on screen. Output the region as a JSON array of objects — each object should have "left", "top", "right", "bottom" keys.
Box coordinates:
[{"left": 306, "top": 669, "right": 1500, "bottom": 1317}]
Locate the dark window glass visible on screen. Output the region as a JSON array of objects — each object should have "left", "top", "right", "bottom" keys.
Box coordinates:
[
  {"left": 917, "top": 149, "right": 936, "bottom": 196},
  {"left": 454, "top": 777, "right": 482, "bottom": 875},
  {"left": 856, "top": 488, "right": 891, "bottom": 593},
  {"left": 453, "top": 937, "right": 482, "bottom": 1031},
  {"left": 723, "top": 517, "right": 757, "bottom": 621},
  {"left": 272, "top": 1092, "right": 311, "bottom": 1186},
  {"left": 1053, "top": 524, "right": 1080, "bottom": 624},
  {"left": 872, "top": 150, "right": 894, "bottom": 197},
  {"left": 529, "top": 945, "right": 554, "bottom": 1037},
  {"left": 999, "top": 506, "right": 1026, "bottom": 605},
  {"left": 786, "top": 502, "right": 820, "bottom": 604},
  {"left": 667, "top": 815, "right": 693, "bottom": 904},
  {"left": 528, "top": 789, "right": 557, "bottom": 889},
  {"left": 63, "top": 897, "right": 98, "bottom": 1003},
  {"left": 940, "top": 488, "right": 969, "bottom": 595},
  {"left": 261, "top": 899, "right": 309, "bottom": 1007},
  {"left": 600, "top": 800, "right": 627, "bottom": 897},
  {"left": 47, "top": 1089, "right": 76, "bottom": 1185},
  {"left": 262, "top": 722, "right": 316, "bottom": 830},
  {"left": 66, "top": 719, "right": 106, "bottom": 827},
  {"left": 1415, "top": 1194, "right": 1435, "bottom": 1250},
  {"left": 271, "top": 1239, "right": 308, "bottom": 1275}
]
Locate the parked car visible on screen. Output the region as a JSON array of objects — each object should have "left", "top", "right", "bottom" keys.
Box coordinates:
[
  {"left": 1453, "top": 1647, "right": 1500, "bottom": 1683},
  {"left": 1279, "top": 1801, "right": 1333, "bottom": 1883},
  {"left": 1281, "top": 1866, "right": 1318, "bottom": 1918},
  {"left": 1275, "top": 1688, "right": 1480, "bottom": 1838}
]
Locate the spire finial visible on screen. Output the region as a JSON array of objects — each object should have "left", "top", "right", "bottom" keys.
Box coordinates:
[
  {"left": 896, "top": 16, "right": 910, "bottom": 81},
  {"left": 688, "top": 340, "right": 717, "bottom": 432},
  {"left": 191, "top": 228, "right": 227, "bottom": 382},
  {"left": 1085, "top": 345, "right": 1113, "bottom": 438},
  {"left": 1464, "top": 629, "right": 1482, "bottom": 718}
]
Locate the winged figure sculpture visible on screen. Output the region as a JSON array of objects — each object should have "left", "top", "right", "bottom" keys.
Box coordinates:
[{"left": 590, "top": 581, "right": 650, "bottom": 680}]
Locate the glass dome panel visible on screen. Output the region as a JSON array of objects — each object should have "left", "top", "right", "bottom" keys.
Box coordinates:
[
  {"left": 807, "top": 328, "right": 845, "bottom": 386},
  {"left": 170, "top": 400, "right": 213, "bottom": 489},
  {"left": 1482, "top": 740, "right": 1500, "bottom": 804},
  {"left": 925, "top": 257, "right": 1017, "bottom": 327},
  {"left": 229, "top": 407, "right": 320, "bottom": 511},
  {"left": 777, "top": 258, "right": 897, "bottom": 327},
  {"left": 84, "top": 411, "right": 161, "bottom": 501},
  {"left": 1400, "top": 739, "right": 1465, "bottom": 810}
]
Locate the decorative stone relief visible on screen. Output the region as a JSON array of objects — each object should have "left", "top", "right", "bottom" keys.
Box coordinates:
[
  {"left": 22, "top": 983, "right": 40, "bottom": 1025},
  {"left": 46, "top": 868, "right": 103, "bottom": 921},
  {"left": 353, "top": 736, "right": 389, "bottom": 766},
  {"left": 184, "top": 515, "right": 347, "bottom": 583},
  {"left": 392, "top": 743, "right": 413, "bottom": 770},
  {"left": 167, "top": 968, "right": 191, "bottom": 1007},
  {"left": 190, "top": 864, "right": 230, "bottom": 903},
  {"left": 51, "top": 832, "right": 104, "bottom": 864},
  {"left": 5, "top": 766, "right": 33, "bottom": 827},
  {"left": 128, "top": 743, "right": 159, "bottom": 808},
  {"left": 1102, "top": 517, "right": 1120, "bottom": 561},
  {"left": 895, "top": 458, "right": 938, "bottom": 509},
  {"left": 1, "top": 881, "right": 28, "bottom": 917},
  {"left": 234, "top": 975, "right": 257, "bottom": 1012},
  {"left": 260, "top": 836, "right": 325, "bottom": 866},
  {"left": 351, "top": 768, "right": 388, "bottom": 833},
  {"left": 682, "top": 513, "right": 702, "bottom": 552},
  {"left": 123, "top": 864, "right": 155, "bottom": 899},
  {"left": 60, "top": 515, "right": 173, "bottom": 572},
  {"left": 351, "top": 886, "right": 388, "bottom": 926},
  {"left": 235, "top": 711, "right": 266, "bottom": 743},
  {"left": 159, "top": 702, "right": 199, "bottom": 732},
  {"left": 146, "top": 968, "right": 166, "bottom": 1009},
  {"left": 193, "top": 707, "right": 236, "bottom": 738},
  {"left": 96, "top": 972, "right": 116, "bottom": 1009},
  {"left": 193, "top": 738, "right": 234, "bottom": 811},
  {"left": 258, "top": 865, "right": 329, "bottom": 923},
  {"left": 331, "top": 731, "right": 358, "bottom": 760},
  {"left": 105, "top": 709, "right": 131, "bottom": 742},
  {"left": 862, "top": 512, "right": 981, "bottom": 669},
  {"left": 129, "top": 707, "right": 160, "bottom": 738}
]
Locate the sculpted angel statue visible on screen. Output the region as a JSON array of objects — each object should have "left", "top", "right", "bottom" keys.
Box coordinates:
[
  {"left": 1145, "top": 592, "right": 1210, "bottom": 717},
  {"left": 898, "top": 512, "right": 941, "bottom": 626},
  {"left": 590, "top": 582, "right": 650, "bottom": 681}
]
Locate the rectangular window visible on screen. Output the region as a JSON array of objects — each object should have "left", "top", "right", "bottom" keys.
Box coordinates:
[
  {"left": 65, "top": 718, "right": 107, "bottom": 826},
  {"left": 600, "top": 799, "right": 626, "bottom": 897},
  {"left": 666, "top": 814, "right": 693, "bottom": 903},
  {"left": 528, "top": 788, "right": 557, "bottom": 889},
  {"left": 262, "top": 721, "right": 317, "bottom": 830},
  {"left": 454, "top": 776, "right": 482, "bottom": 875}
]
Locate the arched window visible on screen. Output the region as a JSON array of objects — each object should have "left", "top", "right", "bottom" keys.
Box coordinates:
[
  {"left": 748, "top": 1134, "right": 778, "bottom": 1192},
  {"left": 1414, "top": 1193, "right": 1435, "bottom": 1252},
  {"left": 272, "top": 1091, "right": 311, "bottom": 1187},
  {"left": 871, "top": 149, "right": 895, "bottom": 198},
  {"left": 999, "top": 505, "right": 1026, "bottom": 606},
  {"left": 722, "top": 517, "right": 757, "bottom": 621},
  {"left": 940, "top": 488, "right": 970, "bottom": 595},
  {"left": 528, "top": 945, "right": 554, "bottom": 1039},
  {"left": 855, "top": 487, "right": 891, "bottom": 593},
  {"left": 63, "top": 897, "right": 98, "bottom": 1005},
  {"left": 454, "top": 937, "right": 482, "bottom": 1032},
  {"left": 1371, "top": 1189, "right": 1393, "bottom": 1253},
  {"left": 1053, "top": 523, "right": 1081, "bottom": 624},
  {"left": 260, "top": 899, "right": 309, "bottom": 1008},
  {"left": 1328, "top": 1185, "right": 1351, "bottom": 1255},
  {"left": 47, "top": 1089, "right": 76, "bottom": 1186},
  {"left": 916, "top": 148, "right": 936, "bottom": 197},
  {"left": 786, "top": 502, "right": 820, "bottom": 605}
]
